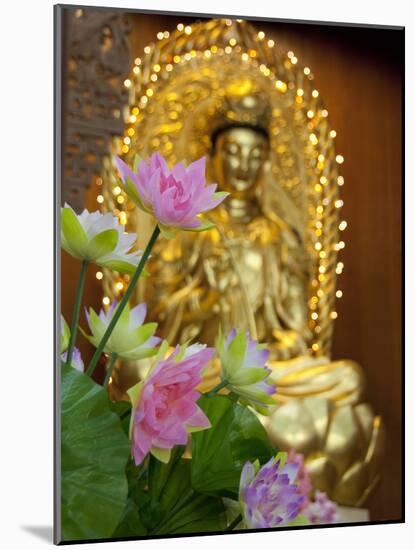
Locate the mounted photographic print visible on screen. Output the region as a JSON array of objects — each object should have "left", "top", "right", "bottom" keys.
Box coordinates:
[{"left": 54, "top": 4, "right": 404, "bottom": 544}]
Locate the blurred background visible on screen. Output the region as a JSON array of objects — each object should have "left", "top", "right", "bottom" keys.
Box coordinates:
[{"left": 59, "top": 7, "right": 403, "bottom": 523}]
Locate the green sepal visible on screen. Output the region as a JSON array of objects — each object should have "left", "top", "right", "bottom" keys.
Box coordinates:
[
  {"left": 122, "top": 175, "right": 144, "bottom": 210},
  {"left": 127, "top": 381, "right": 143, "bottom": 439},
  {"left": 183, "top": 218, "right": 216, "bottom": 233},
  {"left": 121, "top": 345, "right": 159, "bottom": 361},
  {"left": 61, "top": 206, "right": 88, "bottom": 259},
  {"left": 213, "top": 191, "right": 230, "bottom": 200},
  {"left": 88, "top": 229, "right": 118, "bottom": 260},
  {"left": 61, "top": 315, "right": 70, "bottom": 353},
  {"left": 133, "top": 154, "right": 141, "bottom": 172},
  {"left": 229, "top": 366, "right": 269, "bottom": 386},
  {"left": 158, "top": 224, "right": 179, "bottom": 240},
  {"left": 286, "top": 514, "right": 310, "bottom": 527},
  {"left": 98, "top": 258, "right": 149, "bottom": 277},
  {"left": 151, "top": 446, "right": 171, "bottom": 464},
  {"left": 223, "top": 330, "right": 247, "bottom": 377}
]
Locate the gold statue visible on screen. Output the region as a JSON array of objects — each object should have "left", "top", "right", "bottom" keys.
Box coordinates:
[
  {"left": 100, "top": 18, "right": 384, "bottom": 510},
  {"left": 147, "top": 93, "right": 311, "bottom": 360}
]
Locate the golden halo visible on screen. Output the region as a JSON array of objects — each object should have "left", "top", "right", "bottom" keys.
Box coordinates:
[{"left": 101, "top": 18, "right": 345, "bottom": 356}]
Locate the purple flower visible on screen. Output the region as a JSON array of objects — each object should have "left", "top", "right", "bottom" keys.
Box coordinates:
[
  {"left": 218, "top": 329, "right": 276, "bottom": 412},
  {"left": 61, "top": 347, "right": 84, "bottom": 372},
  {"left": 304, "top": 491, "right": 339, "bottom": 524},
  {"left": 287, "top": 450, "right": 312, "bottom": 509},
  {"left": 114, "top": 154, "right": 228, "bottom": 238},
  {"left": 239, "top": 453, "right": 306, "bottom": 528}
]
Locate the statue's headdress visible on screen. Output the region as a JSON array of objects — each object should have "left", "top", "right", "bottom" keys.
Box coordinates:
[{"left": 210, "top": 81, "right": 272, "bottom": 147}]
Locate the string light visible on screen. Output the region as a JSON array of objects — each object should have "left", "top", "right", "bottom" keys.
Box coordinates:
[
  {"left": 267, "top": 39, "right": 275, "bottom": 47},
  {"left": 336, "top": 262, "right": 344, "bottom": 274},
  {"left": 312, "top": 89, "right": 319, "bottom": 98},
  {"left": 309, "top": 133, "right": 318, "bottom": 145},
  {"left": 336, "top": 290, "right": 343, "bottom": 298},
  {"left": 304, "top": 67, "right": 311, "bottom": 75},
  {"left": 337, "top": 176, "right": 345, "bottom": 186},
  {"left": 330, "top": 130, "right": 337, "bottom": 138},
  {"left": 275, "top": 80, "right": 287, "bottom": 92},
  {"left": 96, "top": 271, "right": 103, "bottom": 280},
  {"left": 339, "top": 220, "right": 348, "bottom": 231},
  {"left": 336, "top": 154, "right": 344, "bottom": 164},
  {"left": 103, "top": 297, "right": 110, "bottom": 306},
  {"left": 96, "top": 195, "right": 104, "bottom": 204},
  {"left": 124, "top": 79, "right": 131, "bottom": 88}
]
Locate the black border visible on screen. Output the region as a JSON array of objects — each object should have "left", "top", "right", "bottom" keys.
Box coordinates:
[{"left": 53, "top": 3, "right": 405, "bottom": 545}]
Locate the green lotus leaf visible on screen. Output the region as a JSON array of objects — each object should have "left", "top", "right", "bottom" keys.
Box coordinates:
[
  {"left": 60, "top": 365, "right": 130, "bottom": 542},
  {"left": 191, "top": 395, "right": 274, "bottom": 497}
]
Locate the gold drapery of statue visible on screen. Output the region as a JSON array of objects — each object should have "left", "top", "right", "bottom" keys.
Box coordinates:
[{"left": 100, "top": 18, "right": 384, "bottom": 508}]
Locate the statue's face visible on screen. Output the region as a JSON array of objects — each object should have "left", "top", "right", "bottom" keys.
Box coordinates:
[{"left": 213, "top": 127, "right": 268, "bottom": 194}]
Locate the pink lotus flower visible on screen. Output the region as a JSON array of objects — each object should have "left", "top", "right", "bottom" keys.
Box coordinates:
[
  {"left": 114, "top": 153, "right": 228, "bottom": 238},
  {"left": 128, "top": 342, "right": 214, "bottom": 465}
]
